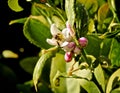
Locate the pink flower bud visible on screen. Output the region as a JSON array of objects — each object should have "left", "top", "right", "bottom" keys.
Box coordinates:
[
  {"left": 64, "top": 52, "right": 73, "bottom": 62},
  {"left": 78, "top": 37, "right": 88, "bottom": 48}
]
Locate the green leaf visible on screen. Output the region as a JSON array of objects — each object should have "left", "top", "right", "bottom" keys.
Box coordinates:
[
  {"left": 50, "top": 53, "right": 67, "bottom": 93},
  {"left": 9, "top": 18, "right": 27, "bottom": 25},
  {"left": 33, "top": 47, "right": 58, "bottom": 91},
  {"left": 85, "top": 35, "right": 102, "bottom": 58},
  {"left": 65, "top": 0, "right": 75, "bottom": 27},
  {"left": 100, "top": 38, "right": 112, "bottom": 57},
  {"left": 75, "top": 3, "right": 89, "bottom": 37},
  {"left": 79, "top": 79, "right": 101, "bottom": 93},
  {"left": 23, "top": 16, "right": 52, "bottom": 49},
  {"left": 19, "top": 57, "right": 39, "bottom": 75},
  {"left": 94, "top": 64, "right": 105, "bottom": 92},
  {"left": 109, "top": 38, "right": 120, "bottom": 66},
  {"left": 111, "top": 88, "right": 120, "bottom": 93},
  {"left": 77, "top": 0, "right": 98, "bottom": 15},
  {"left": 106, "top": 69, "right": 120, "bottom": 93},
  {"left": 8, "top": 0, "right": 23, "bottom": 12}
]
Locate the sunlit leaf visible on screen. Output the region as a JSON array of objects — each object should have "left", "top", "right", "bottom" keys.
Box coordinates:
[
  {"left": 23, "top": 16, "right": 52, "bottom": 49},
  {"left": 50, "top": 53, "right": 67, "bottom": 93},
  {"left": 79, "top": 79, "right": 101, "bottom": 93},
  {"left": 94, "top": 64, "right": 105, "bottom": 92},
  {"left": 106, "top": 69, "right": 120, "bottom": 93},
  {"left": 8, "top": 0, "right": 23, "bottom": 12},
  {"left": 9, "top": 18, "right": 27, "bottom": 25},
  {"left": 33, "top": 47, "right": 58, "bottom": 91},
  {"left": 65, "top": 0, "right": 75, "bottom": 27}
]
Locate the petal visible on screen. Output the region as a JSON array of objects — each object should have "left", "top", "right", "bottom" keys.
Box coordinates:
[
  {"left": 46, "top": 38, "right": 57, "bottom": 46},
  {"left": 62, "top": 28, "right": 72, "bottom": 41},
  {"left": 61, "top": 41, "right": 69, "bottom": 47},
  {"left": 50, "top": 24, "right": 61, "bottom": 36}
]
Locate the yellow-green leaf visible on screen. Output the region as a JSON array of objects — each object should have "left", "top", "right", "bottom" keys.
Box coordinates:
[{"left": 8, "top": 0, "right": 23, "bottom": 12}]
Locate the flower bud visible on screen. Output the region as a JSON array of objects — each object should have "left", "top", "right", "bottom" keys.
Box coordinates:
[
  {"left": 64, "top": 52, "right": 73, "bottom": 62},
  {"left": 78, "top": 37, "right": 88, "bottom": 48},
  {"left": 63, "top": 42, "right": 76, "bottom": 52}
]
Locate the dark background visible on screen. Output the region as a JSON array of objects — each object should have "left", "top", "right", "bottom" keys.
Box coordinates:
[{"left": 0, "top": 0, "right": 40, "bottom": 93}]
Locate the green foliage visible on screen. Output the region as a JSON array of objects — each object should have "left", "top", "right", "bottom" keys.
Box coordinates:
[
  {"left": 7, "top": 0, "right": 120, "bottom": 93},
  {"left": 8, "top": 0, "right": 23, "bottom": 12}
]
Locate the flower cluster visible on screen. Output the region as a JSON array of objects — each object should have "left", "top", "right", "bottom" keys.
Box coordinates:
[{"left": 46, "top": 22, "right": 88, "bottom": 62}]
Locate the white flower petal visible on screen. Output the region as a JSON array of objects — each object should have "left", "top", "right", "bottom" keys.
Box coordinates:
[
  {"left": 62, "top": 28, "right": 72, "bottom": 41},
  {"left": 46, "top": 38, "right": 57, "bottom": 46},
  {"left": 50, "top": 24, "right": 61, "bottom": 36},
  {"left": 61, "top": 41, "right": 69, "bottom": 47}
]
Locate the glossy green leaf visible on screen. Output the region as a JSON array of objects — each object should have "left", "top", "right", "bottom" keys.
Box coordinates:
[
  {"left": 106, "top": 69, "right": 120, "bottom": 93},
  {"left": 9, "top": 18, "right": 27, "bottom": 25},
  {"left": 77, "top": 0, "right": 98, "bottom": 15},
  {"left": 65, "top": 0, "right": 75, "bottom": 26},
  {"left": 19, "top": 57, "right": 39, "bottom": 75},
  {"left": 75, "top": 3, "right": 89, "bottom": 37},
  {"left": 79, "top": 79, "right": 101, "bottom": 93},
  {"left": 8, "top": 0, "right": 23, "bottom": 12},
  {"left": 33, "top": 47, "right": 58, "bottom": 91},
  {"left": 109, "top": 38, "right": 120, "bottom": 66},
  {"left": 85, "top": 35, "right": 102, "bottom": 58},
  {"left": 94, "top": 64, "right": 105, "bottom": 92},
  {"left": 23, "top": 16, "right": 52, "bottom": 49}
]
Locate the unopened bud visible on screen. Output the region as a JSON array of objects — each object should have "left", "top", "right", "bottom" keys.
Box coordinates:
[
  {"left": 78, "top": 37, "right": 88, "bottom": 48},
  {"left": 64, "top": 52, "right": 73, "bottom": 62}
]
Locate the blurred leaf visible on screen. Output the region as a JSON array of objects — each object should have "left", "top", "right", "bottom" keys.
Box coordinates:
[
  {"left": 9, "top": 18, "right": 27, "bottom": 25},
  {"left": 0, "top": 63, "right": 16, "bottom": 81},
  {"left": 106, "top": 69, "right": 120, "bottom": 93},
  {"left": 23, "top": 16, "right": 52, "bottom": 49},
  {"left": 111, "top": 88, "right": 120, "bottom": 93},
  {"left": 2, "top": 50, "right": 19, "bottom": 58},
  {"left": 50, "top": 53, "right": 67, "bottom": 93},
  {"left": 98, "top": 3, "right": 112, "bottom": 23},
  {"left": 8, "top": 0, "right": 23, "bottom": 12},
  {"left": 109, "top": 38, "right": 120, "bottom": 66},
  {"left": 33, "top": 47, "right": 58, "bottom": 91},
  {"left": 65, "top": 0, "right": 75, "bottom": 26},
  {"left": 85, "top": 35, "right": 102, "bottom": 58},
  {"left": 77, "top": 0, "right": 98, "bottom": 15},
  {"left": 97, "top": 0, "right": 106, "bottom": 6},
  {"left": 108, "top": 0, "right": 116, "bottom": 12},
  {"left": 75, "top": 3, "right": 89, "bottom": 37},
  {"left": 94, "top": 64, "right": 105, "bottom": 92},
  {"left": 79, "top": 79, "right": 101, "bottom": 93},
  {"left": 19, "top": 57, "right": 39, "bottom": 75}
]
